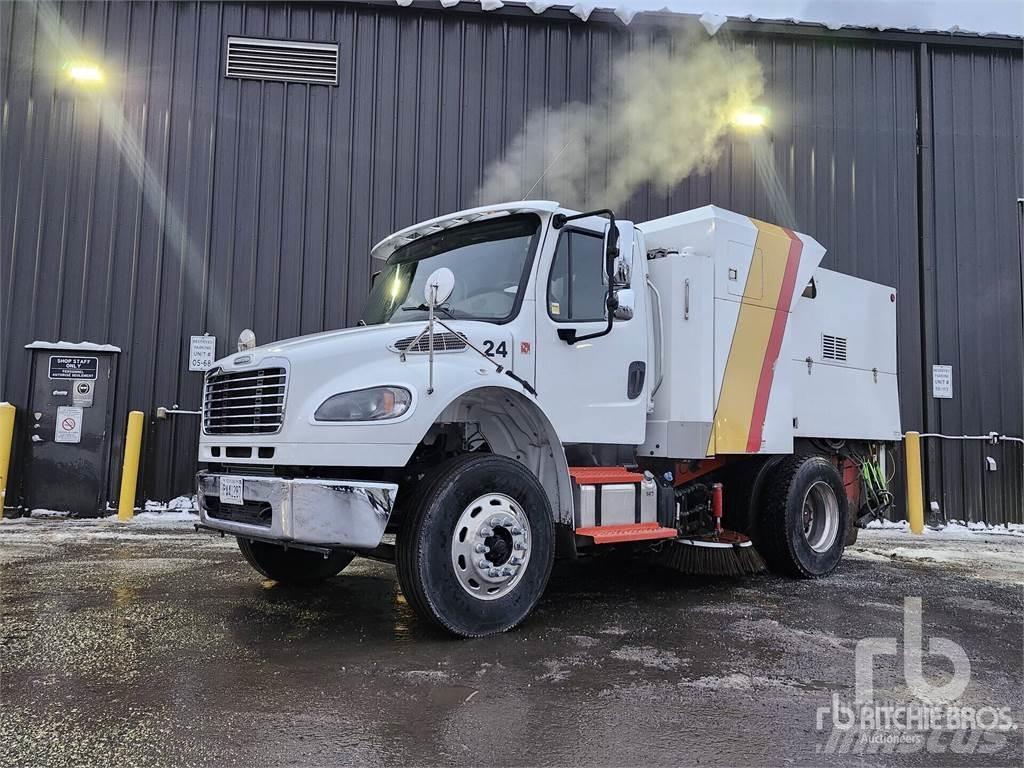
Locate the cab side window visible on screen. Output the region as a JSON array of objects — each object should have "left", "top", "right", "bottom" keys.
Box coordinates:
[{"left": 547, "top": 230, "right": 606, "bottom": 322}]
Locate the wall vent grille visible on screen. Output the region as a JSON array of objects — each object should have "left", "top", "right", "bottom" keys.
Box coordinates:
[
  {"left": 822, "top": 334, "right": 848, "bottom": 362},
  {"left": 225, "top": 37, "right": 339, "bottom": 85}
]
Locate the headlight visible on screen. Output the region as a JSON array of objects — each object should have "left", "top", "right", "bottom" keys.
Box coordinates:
[{"left": 314, "top": 386, "right": 412, "bottom": 422}]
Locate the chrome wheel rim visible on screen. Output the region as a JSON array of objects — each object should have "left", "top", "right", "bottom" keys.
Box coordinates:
[
  {"left": 801, "top": 480, "right": 840, "bottom": 553},
  {"left": 451, "top": 493, "right": 531, "bottom": 601}
]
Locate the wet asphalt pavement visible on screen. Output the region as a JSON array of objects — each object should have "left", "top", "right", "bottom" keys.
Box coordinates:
[{"left": 0, "top": 519, "right": 1021, "bottom": 768}]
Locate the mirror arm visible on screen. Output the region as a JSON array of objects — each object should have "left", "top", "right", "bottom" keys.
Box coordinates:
[
  {"left": 551, "top": 208, "right": 616, "bottom": 230},
  {"left": 559, "top": 292, "right": 617, "bottom": 345}
]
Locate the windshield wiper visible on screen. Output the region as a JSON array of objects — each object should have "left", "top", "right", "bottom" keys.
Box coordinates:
[{"left": 400, "top": 303, "right": 457, "bottom": 319}]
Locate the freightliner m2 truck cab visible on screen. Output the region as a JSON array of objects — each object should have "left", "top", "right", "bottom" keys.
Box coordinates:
[{"left": 197, "top": 201, "right": 902, "bottom": 636}]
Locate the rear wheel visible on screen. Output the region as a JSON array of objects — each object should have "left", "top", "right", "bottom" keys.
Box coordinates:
[
  {"left": 237, "top": 538, "right": 354, "bottom": 584},
  {"left": 396, "top": 453, "right": 555, "bottom": 637},
  {"left": 845, "top": 512, "right": 860, "bottom": 546},
  {"left": 756, "top": 455, "right": 848, "bottom": 578}
]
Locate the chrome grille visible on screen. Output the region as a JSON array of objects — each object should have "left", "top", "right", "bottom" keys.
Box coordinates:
[
  {"left": 203, "top": 367, "right": 286, "bottom": 434},
  {"left": 393, "top": 332, "right": 467, "bottom": 353}
]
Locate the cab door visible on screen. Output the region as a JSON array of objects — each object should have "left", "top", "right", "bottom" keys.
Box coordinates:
[{"left": 533, "top": 218, "right": 648, "bottom": 444}]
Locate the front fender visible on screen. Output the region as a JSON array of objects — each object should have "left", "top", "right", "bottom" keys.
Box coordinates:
[{"left": 424, "top": 383, "right": 574, "bottom": 533}]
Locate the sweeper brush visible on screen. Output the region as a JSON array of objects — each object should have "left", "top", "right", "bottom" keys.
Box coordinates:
[
  {"left": 650, "top": 532, "right": 767, "bottom": 577},
  {"left": 649, "top": 482, "right": 766, "bottom": 577}
]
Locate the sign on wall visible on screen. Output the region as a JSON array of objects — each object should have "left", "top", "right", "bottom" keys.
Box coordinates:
[
  {"left": 189, "top": 335, "right": 216, "bottom": 372},
  {"left": 55, "top": 406, "right": 84, "bottom": 444},
  {"left": 932, "top": 364, "right": 953, "bottom": 399},
  {"left": 72, "top": 381, "right": 95, "bottom": 407},
  {"left": 48, "top": 355, "right": 98, "bottom": 380}
]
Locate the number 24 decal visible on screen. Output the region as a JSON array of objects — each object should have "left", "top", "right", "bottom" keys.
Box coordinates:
[{"left": 482, "top": 340, "right": 508, "bottom": 358}]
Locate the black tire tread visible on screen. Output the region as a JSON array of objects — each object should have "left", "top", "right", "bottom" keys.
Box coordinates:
[
  {"left": 395, "top": 454, "right": 488, "bottom": 633},
  {"left": 845, "top": 515, "right": 860, "bottom": 547},
  {"left": 237, "top": 538, "right": 354, "bottom": 584},
  {"left": 395, "top": 453, "right": 554, "bottom": 637},
  {"left": 757, "top": 454, "right": 842, "bottom": 579}
]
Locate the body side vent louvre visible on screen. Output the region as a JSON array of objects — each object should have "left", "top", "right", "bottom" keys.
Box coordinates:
[
  {"left": 392, "top": 332, "right": 468, "bottom": 354},
  {"left": 821, "top": 333, "right": 848, "bottom": 362},
  {"left": 225, "top": 37, "right": 339, "bottom": 85}
]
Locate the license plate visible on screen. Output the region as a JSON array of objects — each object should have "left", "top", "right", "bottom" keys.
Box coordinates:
[{"left": 219, "top": 476, "right": 244, "bottom": 506}]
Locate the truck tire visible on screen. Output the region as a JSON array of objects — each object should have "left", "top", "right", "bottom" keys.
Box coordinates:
[
  {"left": 237, "top": 538, "right": 354, "bottom": 584},
  {"left": 757, "top": 455, "right": 848, "bottom": 578},
  {"left": 845, "top": 513, "right": 860, "bottom": 546},
  {"left": 396, "top": 453, "right": 555, "bottom": 637}
]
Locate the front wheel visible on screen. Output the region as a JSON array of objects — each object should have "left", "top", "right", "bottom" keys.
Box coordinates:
[
  {"left": 237, "top": 538, "right": 355, "bottom": 584},
  {"left": 756, "top": 455, "right": 848, "bottom": 578},
  {"left": 396, "top": 453, "right": 555, "bottom": 637}
]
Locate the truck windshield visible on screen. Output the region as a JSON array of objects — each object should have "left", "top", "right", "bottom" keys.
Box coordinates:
[{"left": 360, "top": 213, "right": 541, "bottom": 325}]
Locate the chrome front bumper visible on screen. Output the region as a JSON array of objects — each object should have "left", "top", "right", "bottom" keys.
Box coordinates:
[{"left": 197, "top": 471, "right": 398, "bottom": 549}]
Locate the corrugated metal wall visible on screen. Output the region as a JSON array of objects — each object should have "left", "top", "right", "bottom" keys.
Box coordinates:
[
  {"left": 1, "top": 1, "right": 1021, "bottom": 520},
  {"left": 922, "top": 46, "right": 1024, "bottom": 523}
]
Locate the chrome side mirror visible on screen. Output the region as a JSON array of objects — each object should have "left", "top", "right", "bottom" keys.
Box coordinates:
[
  {"left": 612, "top": 255, "right": 631, "bottom": 289},
  {"left": 613, "top": 288, "right": 635, "bottom": 320}
]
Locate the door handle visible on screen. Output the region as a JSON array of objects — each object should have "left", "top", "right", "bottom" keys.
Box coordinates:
[
  {"left": 684, "top": 278, "right": 690, "bottom": 320},
  {"left": 627, "top": 361, "right": 646, "bottom": 399}
]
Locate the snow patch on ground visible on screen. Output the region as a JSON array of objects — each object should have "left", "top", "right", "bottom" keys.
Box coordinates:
[
  {"left": 28, "top": 509, "right": 73, "bottom": 519},
  {"left": 732, "top": 618, "right": 852, "bottom": 654},
  {"left": 538, "top": 655, "right": 590, "bottom": 682},
  {"left": 852, "top": 523, "right": 1024, "bottom": 584},
  {"left": 4, "top": 510, "right": 198, "bottom": 529},
  {"left": 678, "top": 672, "right": 802, "bottom": 692},
  {"left": 610, "top": 645, "right": 687, "bottom": 670},
  {"left": 884, "top": 546, "right": 1020, "bottom": 566},
  {"left": 132, "top": 510, "right": 200, "bottom": 526},
  {"left": 145, "top": 495, "right": 199, "bottom": 512},
  {"left": 0, "top": 509, "right": 207, "bottom": 550},
  {"left": 15, "top": 495, "right": 198, "bottom": 521},
  {"left": 399, "top": 670, "right": 451, "bottom": 682},
  {"left": 866, "top": 519, "right": 1024, "bottom": 538}
]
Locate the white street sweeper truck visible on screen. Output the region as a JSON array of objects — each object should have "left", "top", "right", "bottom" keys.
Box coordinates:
[{"left": 196, "top": 201, "right": 902, "bottom": 636}]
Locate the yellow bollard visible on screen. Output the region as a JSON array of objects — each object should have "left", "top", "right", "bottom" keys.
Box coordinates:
[
  {"left": 0, "top": 402, "right": 15, "bottom": 519},
  {"left": 117, "top": 410, "right": 145, "bottom": 521},
  {"left": 904, "top": 431, "right": 925, "bottom": 534}
]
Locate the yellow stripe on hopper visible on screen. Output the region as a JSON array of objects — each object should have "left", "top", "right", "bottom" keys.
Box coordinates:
[{"left": 707, "top": 219, "right": 795, "bottom": 455}]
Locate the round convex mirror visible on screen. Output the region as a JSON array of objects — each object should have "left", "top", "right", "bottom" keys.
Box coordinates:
[{"left": 423, "top": 267, "right": 455, "bottom": 306}]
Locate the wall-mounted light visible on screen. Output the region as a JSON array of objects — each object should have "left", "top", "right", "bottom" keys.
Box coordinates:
[
  {"left": 732, "top": 107, "right": 769, "bottom": 129},
  {"left": 65, "top": 62, "right": 104, "bottom": 84}
]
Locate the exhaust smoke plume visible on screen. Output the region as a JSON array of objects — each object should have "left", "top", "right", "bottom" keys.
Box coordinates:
[{"left": 477, "top": 37, "right": 764, "bottom": 209}]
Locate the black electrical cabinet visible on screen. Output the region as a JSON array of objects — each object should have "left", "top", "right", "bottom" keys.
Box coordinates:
[{"left": 21, "top": 342, "right": 120, "bottom": 517}]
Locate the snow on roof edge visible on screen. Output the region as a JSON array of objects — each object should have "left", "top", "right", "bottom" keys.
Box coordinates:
[
  {"left": 25, "top": 340, "right": 122, "bottom": 352},
  {"left": 391, "top": 1, "right": 1024, "bottom": 40}
]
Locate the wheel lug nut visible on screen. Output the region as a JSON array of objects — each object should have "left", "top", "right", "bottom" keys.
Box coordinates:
[
  {"left": 488, "top": 568, "right": 500, "bottom": 577},
  {"left": 502, "top": 567, "right": 513, "bottom": 577},
  {"left": 510, "top": 527, "right": 523, "bottom": 535},
  {"left": 478, "top": 559, "right": 489, "bottom": 569},
  {"left": 510, "top": 556, "right": 522, "bottom": 565},
  {"left": 479, "top": 527, "right": 493, "bottom": 537},
  {"left": 474, "top": 544, "right": 489, "bottom": 554},
  {"left": 514, "top": 542, "right": 526, "bottom": 551}
]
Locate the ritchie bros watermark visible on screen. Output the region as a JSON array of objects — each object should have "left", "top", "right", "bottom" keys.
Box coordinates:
[{"left": 815, "top": 597, "right": 1019, "bottom": 756}]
